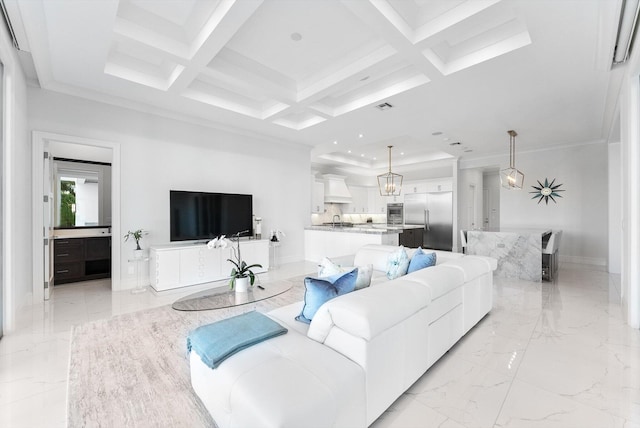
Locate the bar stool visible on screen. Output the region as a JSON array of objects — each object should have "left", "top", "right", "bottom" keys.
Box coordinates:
[
  {"left": 460, "top": 230, "right": 467, "bottom": 254},
  {"left": 542, "top": 230, "right": 562, "bottom": 280}
]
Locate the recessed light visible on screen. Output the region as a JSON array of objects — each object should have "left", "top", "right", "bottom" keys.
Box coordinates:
[
  {"left": 360, "top": 76, "right": 370, "bottom": 81},
  {"left": 401, "top": 152, "right": 405, "bottom": 155},
  {"left": 358, "top": 133, "right": 364, "bottom": 138},
  {"left": 290, "top": 32, "right": 302, "bottom": 41},
  {"left": 449, "top": 141, "right": 462, "bottom": 146},
  {"left": 361, "top": 153, "right": 365, "bottom": 157},
  {"left": 348, "top": 150, "right": 352, "bottom": 154},
  {"left": 333, "top": 140, "right": 338, "bottom": 145},
  {"left": 432, "top": 131, "right": 443, "bottom": 136},
  {"left": 373, "top": 157, "right": 377, "bottom": 160}
]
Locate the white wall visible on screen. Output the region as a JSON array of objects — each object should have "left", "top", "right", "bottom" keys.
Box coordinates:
[
  {"left": 608, "top": 142, "right": 621, "bottom": 274},
  {"left": 462, "top": 142, "right": 609, "bottom": 266},
  {"left": 483, "top": 171, "right": 500, "bottom": 230},
  {"left": 28, "top": 88, "right": 311, "bottom": 289},
  {"left": 0, "top": 28, "right": 31, "bottom": 331},
  {"left": 457, "top": 168, "right": 483, "bottom": 245},
  {"left": 499, "top": 143, "right": 608, "bottom": 265},
  {"left": 619, "top": 70, "right": 640, "bottom": 329}
]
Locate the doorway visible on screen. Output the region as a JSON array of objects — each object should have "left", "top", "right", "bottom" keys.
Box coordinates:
[
  {"left": 32, "top": 132, "right": 121, "bottom": 302},
  {"left": 483, "top": 171, "right": 501, "bottom": 230},
  {"left": 466, "top": 184, "right": 476, "bottom": 230}
]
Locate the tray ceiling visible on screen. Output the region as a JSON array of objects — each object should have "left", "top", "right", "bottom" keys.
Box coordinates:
[{"left": 6, "top": 0, "right": 620, "bottom": 176}]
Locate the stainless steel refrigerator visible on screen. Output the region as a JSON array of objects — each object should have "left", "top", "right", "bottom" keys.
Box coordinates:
[{"left": 404, "top": 192, "right": 453, "bottom": 251}]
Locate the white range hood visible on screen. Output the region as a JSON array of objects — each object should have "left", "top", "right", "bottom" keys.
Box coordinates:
[{"left": 323, "top": 174, "right": 352, "bottom": 204}]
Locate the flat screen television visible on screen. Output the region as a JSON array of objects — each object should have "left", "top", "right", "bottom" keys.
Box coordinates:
[{"left": 170, "top": 190, "right": 253, "bottom": 241}]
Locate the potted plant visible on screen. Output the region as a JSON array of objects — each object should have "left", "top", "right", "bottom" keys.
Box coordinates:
[
  {"left": 124, "top": 229, "right": 148, "bottom": 258},
  {"left": 226, "top": 231, "right": 262, "bottom": 293}
]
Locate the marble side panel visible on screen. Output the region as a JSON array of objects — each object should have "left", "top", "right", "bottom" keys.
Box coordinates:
[{"left": 468, "top": 231, "right": 542, "bottom": 282}]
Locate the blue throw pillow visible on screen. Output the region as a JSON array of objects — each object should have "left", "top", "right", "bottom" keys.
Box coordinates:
[
  {"left": 386, "top": 246, "right": 410, "bottom": 279},
  {"left": 296, "top": 269, "right": 357, "bottom": 324},
  {"left": 407, "top": 248, "right": 437, "bottom": 273}
]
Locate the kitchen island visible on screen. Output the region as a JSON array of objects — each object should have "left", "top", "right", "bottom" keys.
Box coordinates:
[
  {"left": 305, "top": 225, "right": 421, "bottom": 262},
  {"left": 466, "top": 228, "right": 551, "bottom": 282}
]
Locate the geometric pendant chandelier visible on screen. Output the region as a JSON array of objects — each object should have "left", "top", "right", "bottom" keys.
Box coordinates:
[
  {"left": 378, "top": 145, "right": 403, "bottom": 196},
  {"left": 499, "top": 130, "right": 525, "bottom": 190}
]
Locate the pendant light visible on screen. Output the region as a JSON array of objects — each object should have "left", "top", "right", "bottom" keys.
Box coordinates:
[
  {"left": 499, "top": 130, "right": 524, "bottom": 190},
  {"left": 378, "top": 145, "right": 403, "bottom": 196}
]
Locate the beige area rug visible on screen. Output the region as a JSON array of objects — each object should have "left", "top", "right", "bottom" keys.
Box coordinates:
[{"left": 67, "top": 276, "right": 308, "bottom": 428}]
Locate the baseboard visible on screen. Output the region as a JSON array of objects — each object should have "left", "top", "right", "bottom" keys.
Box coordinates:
[{"left": 559, "top": 255, "right": 607, "bottom": 266}]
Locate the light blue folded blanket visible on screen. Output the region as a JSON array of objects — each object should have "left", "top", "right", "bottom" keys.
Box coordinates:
[{"left": 187, "top": 311, "right": 288, "bottom": 369}]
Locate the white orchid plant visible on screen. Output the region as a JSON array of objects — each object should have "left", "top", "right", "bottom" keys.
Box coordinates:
[{"left": 207, "top": 232, "right": 262, "bottom": 289}]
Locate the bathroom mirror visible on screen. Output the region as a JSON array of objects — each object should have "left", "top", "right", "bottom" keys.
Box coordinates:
[{"left": 54, "top": 159, "right": 111, "bottom": 227}]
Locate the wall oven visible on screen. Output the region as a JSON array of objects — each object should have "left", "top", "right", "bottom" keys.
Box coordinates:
[{"left": 387, "top": 203, "right": 403, "bottom": 225}]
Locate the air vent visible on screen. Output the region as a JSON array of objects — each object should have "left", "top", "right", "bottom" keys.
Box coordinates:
[{"left": 376, "top": 102, "right": 393, "bottom": 111}]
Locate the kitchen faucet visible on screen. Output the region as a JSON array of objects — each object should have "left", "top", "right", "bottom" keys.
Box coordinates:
[{"left": 332, "top": 214, "right": 341, "bottom": 227}]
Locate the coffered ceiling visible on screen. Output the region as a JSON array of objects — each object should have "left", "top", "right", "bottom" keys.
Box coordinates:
[{"left": 5, "top": 0, "right": 621, "bottom": 179}]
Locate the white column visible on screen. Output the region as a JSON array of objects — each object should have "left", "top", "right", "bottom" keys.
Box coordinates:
[{"left": 621, "top": 74, "right": 640, "bottom": 329}]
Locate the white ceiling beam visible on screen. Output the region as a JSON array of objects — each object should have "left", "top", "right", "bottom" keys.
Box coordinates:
[
  {"left": 169, "top": 0, "right": 263, "bottom": 95},
  {"left": 340, "top": 0, "right": 444, "bottom": 82}
]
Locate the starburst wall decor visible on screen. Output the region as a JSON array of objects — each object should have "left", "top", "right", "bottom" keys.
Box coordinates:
[{"left": 530, "top": 178, "right": 565, "bottom": 204}]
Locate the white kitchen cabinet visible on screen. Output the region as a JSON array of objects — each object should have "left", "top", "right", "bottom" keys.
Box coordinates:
[
  {"left": 368, "top": 188, "right": 388, "bottom": 214},
  {"left": 304, "top": 229, "right": 399, "bottom": 261},
  {"left": 346, "top": 186, "right": 369, "bottom": 214},
  {"left": 428, "top": 180, "right": 453, "bottom": 192},
  {"left": 311, "top": 179, "right": 325, "bottom": 213},
  {"left": 403, "top": 179, "right": 453, "bottom": 194},
  {"left": 405, "top": 181, "right": 428, "bottom": 194},
  {"left": 389, "top": 193, "right": 403, "bottom": 204},
  {"left": 150, "top": 240, "right": 269, "bottom": 291}
]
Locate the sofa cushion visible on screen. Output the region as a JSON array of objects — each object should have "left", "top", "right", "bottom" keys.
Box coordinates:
[
  {"left": 317, "top": 257, "right": 373, "bottom": 290},
  {"left": 407, "top": 249, "right": 437, "bottom": 273},
  {"left": 296, "top": 269, "right": 358, "bottom": 324},
  {"left": 438, "top": 256, "right": 497, "bottom": 281},
  {"left": 386, "top": 246, "right": 410, "bottom": 279},
  {"left": 404, "top": 264, "right": 465, "bottom": 300},
  {"left": 308, "top": 278, "right": 432, "bottom": 343},
  {"left": 189, "top": 326, "right": 366, "bottom": 428}
]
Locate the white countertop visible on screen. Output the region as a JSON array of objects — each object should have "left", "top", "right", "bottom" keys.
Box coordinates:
[
  {"left": 305, "top": 224, "right": 423, "bottom": 234},
  {"left": 53, "top": 234, "right": 111, "bottom": 239},
  {"left": 467, "top": 228, "right": 552, "bottom": 236}
]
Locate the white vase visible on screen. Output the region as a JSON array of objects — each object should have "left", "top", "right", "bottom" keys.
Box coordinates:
[
  {"left": 235, "top": 276, "right": 250, "bottom": 293},
  {"left": 133, "top": 249, "right": 144, "bottom": 259}
]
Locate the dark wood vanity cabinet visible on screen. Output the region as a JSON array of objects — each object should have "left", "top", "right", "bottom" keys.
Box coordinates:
[{"left": 54, "top": 237, "right": 111, "bottom": 284}]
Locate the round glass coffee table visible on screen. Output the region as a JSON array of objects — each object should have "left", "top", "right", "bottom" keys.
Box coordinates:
[{"left": 172, "top": 277, "right": 292, "bottom": 311}]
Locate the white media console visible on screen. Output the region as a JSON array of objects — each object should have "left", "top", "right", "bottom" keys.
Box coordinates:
[{"left": 149, "top": 239, "right": 270, "bottom": 291}]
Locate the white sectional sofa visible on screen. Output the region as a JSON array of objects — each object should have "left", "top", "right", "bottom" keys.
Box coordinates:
[{"left": 189, "top": 245, "right": 497, "bottom": 428}]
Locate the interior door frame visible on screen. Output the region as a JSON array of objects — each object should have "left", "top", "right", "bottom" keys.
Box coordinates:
[{"left": 32, "top": 131, "right": 121, "bottom": 301}]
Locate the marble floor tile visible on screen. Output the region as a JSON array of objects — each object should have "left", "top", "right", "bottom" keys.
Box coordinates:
[
  {"left": 371, "top": 394, "right": 465, "bottom": 428},
  {"left": 407, "top": 353, "right": 512, "bottom": 428},
  {"left": 494, "top": 379, "right": 639, "bottom": 428},
  {"left": 1, "top": 261, "right": 639, "bottom": 428}
]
